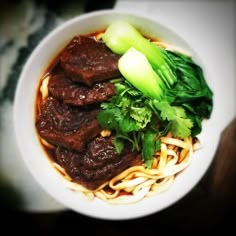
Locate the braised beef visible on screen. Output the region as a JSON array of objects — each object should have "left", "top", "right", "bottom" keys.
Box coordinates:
[
  {"left": 36, "top": 97, "right": 102, "bottom": 152},
  {"left": 55, "top": 136, "right": 141, "bottom": 190},
  {"left": 36, "top": 34, "right": 142, "bottom": 191},
  {"left": 60, "top": 36, "right": 121, "bottom": 86},
  {"left": 48, "top": 73, "right": 115, "bottom": 106}
]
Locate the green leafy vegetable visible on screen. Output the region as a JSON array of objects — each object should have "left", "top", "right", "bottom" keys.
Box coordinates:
[
  {"left": 151, "top": 100, "right": 193, "bottom": 138},
  {"left": 102, "top": 21, "right": 176, "bottom": 88},
  {"left": 166, "top": 51, "right": 213, "bottom": 117},
  {"left": 118, "top": 47, "right": 166, "bottom": 100},
  {"left": 165, "top": 51, "right": 213, "bottom": 136},
  {"left": 142, "top": 129, "right": 158, "bottom": 168}
]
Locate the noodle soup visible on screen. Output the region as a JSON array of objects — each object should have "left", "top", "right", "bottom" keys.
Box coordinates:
[
  {"left": 35, "top": 28, "right": 207, "bottom": 204},
  {"left": 14, "top": 10, "right": 215, "bottom": 220}
]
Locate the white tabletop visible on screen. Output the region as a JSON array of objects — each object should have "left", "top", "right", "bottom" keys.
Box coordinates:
[{"left": 0, "top": 0, "right": 235, "bottom": 212}]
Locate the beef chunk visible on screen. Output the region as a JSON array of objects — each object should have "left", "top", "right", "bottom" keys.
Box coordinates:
[
  {"left": 36, "top": 97, "right": 102, "bottom": 152},
  {"left": 48, "top": 73, "right": 115, "bottom": 106},
  {"left": 60, "top": 36, "right": 121, "bottom": 86},
  {"left": 55, "top": 136, "right": 141, "bottom": 190}
]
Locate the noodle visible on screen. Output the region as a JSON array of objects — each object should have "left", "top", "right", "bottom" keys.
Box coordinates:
[{"left": 52, "top": 132, "right": 198, "bottom": 204}]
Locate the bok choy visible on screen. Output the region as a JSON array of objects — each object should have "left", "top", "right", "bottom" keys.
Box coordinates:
[
  {"left": 118, "top": 47, "right": 166, "bottom": 100},
  {"left": 102, "top": 21, "right": 176, "bottom": 88}
]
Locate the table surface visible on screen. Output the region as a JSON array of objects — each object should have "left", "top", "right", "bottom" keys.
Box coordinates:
[{"left": 0, "top": 0, "right": 235, "bottom": 217}]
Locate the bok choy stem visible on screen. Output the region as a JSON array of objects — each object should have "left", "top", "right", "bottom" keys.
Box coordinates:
[{"left": 118, "top": 47, "right": 165, "bottom": 100}]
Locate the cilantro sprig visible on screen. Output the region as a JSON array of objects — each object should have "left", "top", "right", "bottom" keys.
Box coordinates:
[
  {"left": 97, "top": 80, "right": 194, "bottom": 168},
  {"left": 151, "top": 100, "right": 193, "bottom": 138}
]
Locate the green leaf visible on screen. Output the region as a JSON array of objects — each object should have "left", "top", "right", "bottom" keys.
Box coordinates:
[
  {"left": 112, "top": 137, "right": 125, "bottom": 154},
  {"left": 152, "top": 100, "right": 193, "bottom": 138},
  {"left": 170, "top": 119, "right": 193, "bottom": 138},
  {"left": 96, "top": 109, "right": 118, "bottom": 130},
  {"left": 142, "top": 129, "right": 157, "bottom": 168},
  {"left": 154, "top": 101, "right": 176, "bottom": 120},
  {"left": 117, "top": 115, "right": 140, "bottom": 133},
  {"left": 155, "top": 138, "right": 161, "bottom": 151},
  {"left": 130, "top": 106, "right": 152, "bottom": 129},
  {"left": 166, "top": 50, "right": 213, "bottom": 119}
]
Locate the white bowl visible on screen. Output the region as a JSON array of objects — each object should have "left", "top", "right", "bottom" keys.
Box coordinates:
[{"left": 14, "top": 10, "right": 218, "bottom": 220}]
